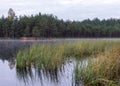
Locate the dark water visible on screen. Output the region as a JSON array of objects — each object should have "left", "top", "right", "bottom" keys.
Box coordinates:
[{"left": 0, "top": 40, "right": 78, "bottom": 86}]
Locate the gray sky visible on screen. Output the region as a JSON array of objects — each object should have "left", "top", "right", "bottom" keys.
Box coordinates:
[{"left": 1, "top": 0, "right": 120, "bottom": 20}]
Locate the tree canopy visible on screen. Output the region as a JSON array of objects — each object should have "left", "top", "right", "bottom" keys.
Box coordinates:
[{"left": 0, "top": 10, "right": 120, "bottom": 38}]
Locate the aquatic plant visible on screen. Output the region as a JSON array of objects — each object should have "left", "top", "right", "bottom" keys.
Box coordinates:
[
  {"left": 16, "top": 44, "right": 64, "bottom": 70},
  {"left": 74, "top": 46, "right": 120, "bottom": 86},
  {"left": 63, "top": 40, "right": 120, "bottom": 58},
  {"left": 16, "top": 40, "right": 120, "bottom": 70}
]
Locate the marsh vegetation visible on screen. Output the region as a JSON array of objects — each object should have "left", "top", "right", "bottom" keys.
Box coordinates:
[
  {"left": 75, "top": 46, "right": 120, "bottom": 86},
  {"left": 16, "top": 39, "right": 120, "bottom": 86}
]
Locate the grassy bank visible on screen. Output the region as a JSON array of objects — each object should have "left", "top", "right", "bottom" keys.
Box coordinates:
[
  {"left": 74, "top": 46, "right": 120, "bottom": 86},
  {"left": 16, "top": 40, "right": 120, "bottom": 70}
]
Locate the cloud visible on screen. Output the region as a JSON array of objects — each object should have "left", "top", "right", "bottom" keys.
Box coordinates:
[{"left": 0, "top": 0, "right": 120, "bottom": 20}]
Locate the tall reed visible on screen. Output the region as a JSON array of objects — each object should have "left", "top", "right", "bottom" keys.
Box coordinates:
[
  {"left": 74, "top": 46, "right": 120, "bottom": 86},
  {"left": 16, "top": 40, "right": 120, "bottom": 70},
  {"left": 16, "top": 44, "right": 64, "bottom": 70}
]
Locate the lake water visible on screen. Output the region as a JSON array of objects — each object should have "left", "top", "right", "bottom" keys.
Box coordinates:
[{"left": 0, "top": 40, "right": 81, "bottom": 86}]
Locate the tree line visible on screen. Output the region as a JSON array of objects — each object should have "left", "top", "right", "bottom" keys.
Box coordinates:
[{"left": 0, "top": 13, "right": 120, "bottom": 38}]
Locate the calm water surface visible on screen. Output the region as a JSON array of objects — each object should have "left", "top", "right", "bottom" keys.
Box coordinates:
[{"left": 0, "top": 40, "right": 79, "bottom": 86}]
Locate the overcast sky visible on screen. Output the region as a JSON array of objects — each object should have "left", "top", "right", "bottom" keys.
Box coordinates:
[{"left": 1, "top": 0, "right": 120, "bottom": 20}]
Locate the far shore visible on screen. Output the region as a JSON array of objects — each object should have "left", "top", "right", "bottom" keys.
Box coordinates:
[{"left": 0, "top": 37, "right": 120, "bottom": 41}]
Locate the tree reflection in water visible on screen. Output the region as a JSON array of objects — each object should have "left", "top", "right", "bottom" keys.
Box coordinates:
[{"left": 8, "top": 58, "right": 15, "bottom": 70}]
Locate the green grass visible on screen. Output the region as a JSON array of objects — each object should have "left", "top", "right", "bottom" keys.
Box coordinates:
[
  {"left": 63, "top": 40, "right": 120, "bottom": 58},
  {"left": 16, "top": 44, "right": 64, "bottom": 69},
  {"left": 74, "top": 46, "right": 120, "bottom": 86},
  {"left": 16, "top": 40, "right": 120, "bottom": 71}
]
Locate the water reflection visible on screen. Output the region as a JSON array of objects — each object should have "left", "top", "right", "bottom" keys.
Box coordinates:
[
  {"left": 15, "top": 59, "right": 76, "bottom": 86},
  {"left": 0, "top": 39, "right": 74, "bottom": 61},
  {"left": 16, "top": 67, "right": 60, "bottom": 85},
  {"left": 8, "top": 58, "right": 15, "bottom": 70},
  {"left": 0, "top": 40, "right": 32, "bottom": 61},
  {"left": 16, "top": 67, "right": 34, "bottom": 84},
  {"left": 0, "top": 40, "right": 80, "bottom": 86},
  {"left": 38, "top": 68, "right": 59, "bottom": 83}
]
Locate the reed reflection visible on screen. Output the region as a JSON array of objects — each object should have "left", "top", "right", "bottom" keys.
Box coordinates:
[
  {"left": 16, "top": 66, "right": 62, "bottom": 85},
  {"left": 16, "top": 67, "right": 34, "bottom": 84}
]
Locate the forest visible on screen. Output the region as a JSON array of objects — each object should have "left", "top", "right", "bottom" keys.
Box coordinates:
[{"left": 0, "top": 12, "right": 120, "bottom": 38}]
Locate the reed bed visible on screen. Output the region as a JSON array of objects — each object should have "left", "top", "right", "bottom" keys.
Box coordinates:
[
  {"left": 16, "top": 44, "right": 64, "bottom": 69},
  {"left": 63, "top": 40, "right": 120, "bottom": 58},
  {"left": 74, "top": 46, "right": 120, "bottom": 86},
  {"left": 16, "top": 40, "right": 120, "bottom": 71}
]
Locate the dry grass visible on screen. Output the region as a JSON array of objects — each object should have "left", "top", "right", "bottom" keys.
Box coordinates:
[{"left": 74, "top": 46, "right": 120, "bottom": 86}]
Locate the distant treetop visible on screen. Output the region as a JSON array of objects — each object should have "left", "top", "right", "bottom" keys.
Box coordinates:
[{"left": 8, "top": 8, "right": 15, "bottom": 21}]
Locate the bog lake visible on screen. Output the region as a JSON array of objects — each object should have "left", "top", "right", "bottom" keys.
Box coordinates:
[
  {"left": 0, "top": 38, "right": 119, "bottom": 86},
  {"left": 0, "top": 39, "right": 81, "bottom": 86}
]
